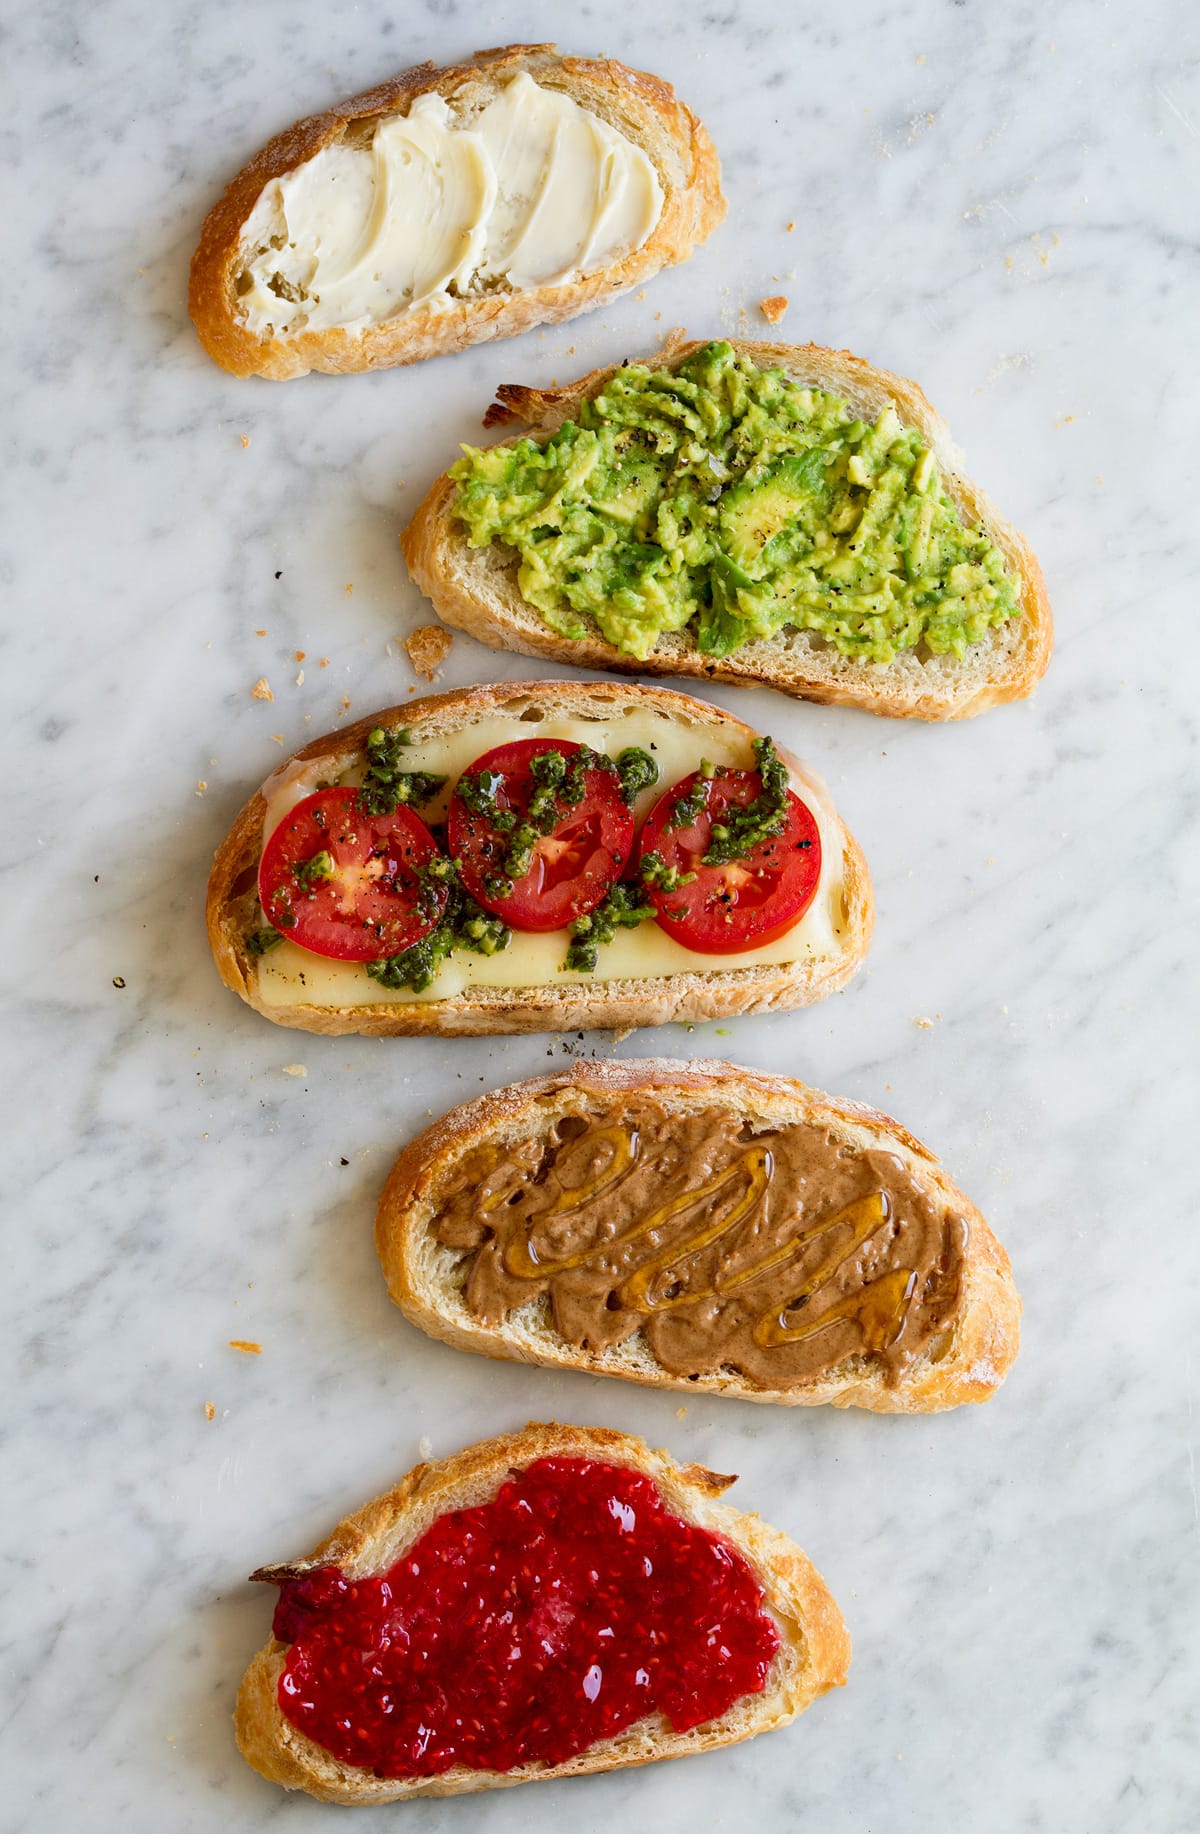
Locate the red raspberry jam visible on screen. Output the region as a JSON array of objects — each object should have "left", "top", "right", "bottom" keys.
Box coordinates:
[{"left": 271, "top": 1455, "right": 781, "bottom": 1776}]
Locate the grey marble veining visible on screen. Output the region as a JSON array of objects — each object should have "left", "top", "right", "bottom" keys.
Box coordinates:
[{"left": 3, "top": 3, "right": 1199, "bottom": 1830}]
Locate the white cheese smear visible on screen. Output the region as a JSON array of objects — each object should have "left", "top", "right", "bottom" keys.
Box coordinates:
[{"left": 236, "top": 72, "right": 664, "bottom": 335}]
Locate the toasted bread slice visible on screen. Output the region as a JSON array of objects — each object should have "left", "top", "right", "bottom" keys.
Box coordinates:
[
  {"left": 190, "top": 46, "right": 724, "bottom": 380},
  {"left": 235, "top": 1421, "right": 850, "bottom": 1803},
  {"left": 376, "top": 1060, "right": 1020, "bottom": 1412},
  {"left": 402, "top": 335, "right": 1052, "bottom": 720},
  {"left": 205, "top": 680, "right": 872, "bottom": 1038}
]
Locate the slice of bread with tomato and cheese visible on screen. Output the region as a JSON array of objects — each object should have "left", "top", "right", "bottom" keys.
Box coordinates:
[{"left": 206, "top": 680, "right": 872, "bottom": 1038}]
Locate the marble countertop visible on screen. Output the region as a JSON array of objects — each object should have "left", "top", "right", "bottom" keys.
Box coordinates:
[{"left": 5, "top": 3, "right": 1198, "bottom": 1829}]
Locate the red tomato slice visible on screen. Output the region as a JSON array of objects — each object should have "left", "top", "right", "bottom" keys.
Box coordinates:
[
  {"left": 636, "top": 767, "right": 821, "bottom": 954},
  {"left": 447, "top": 739, "right": 634, "bottom": 933},
  {"left": 258, "top": 786, "right": 447, "bottom": 962}
]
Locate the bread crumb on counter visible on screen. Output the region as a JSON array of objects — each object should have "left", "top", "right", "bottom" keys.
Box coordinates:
[
  {"left": 418, "top": 1435, "right": 433, "bottom": 1459},
  {"left": 195, "top": 780, "right": 207, "bottom": 796},
  {"left": 913, "top": 1014, "right": 942, "bottom": 1029},
  {"left": 282, "top": 1064, "right": 307, "bottom": 1078},
  {"left": 251, "top": 677, "right": 273, "bottom": 701},
  {"left": 404, "top": 624, "right": 455, "bottom": 681},
  {"left": 229, "top": 1339, "right": 262, "bottom": 1354},
  {"left": 759, "top": 295, "right": 789, "bottom": 324},
  {"left": 240, "top": 434, "right": 251, "bottom": 448},
  {"left": 675, "top": 1407, "right": 688, "bottom": 1420},
  {"left": 204, "top": 1401, "right": 215, "bottom": 1421},
  {"left": 294, "top": 649, "right": 306, "bottom": 662}
]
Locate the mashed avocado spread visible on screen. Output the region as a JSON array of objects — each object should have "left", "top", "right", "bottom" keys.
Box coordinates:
[{"left": 450, "top": 341, "right": 1020, "bottom": 665}]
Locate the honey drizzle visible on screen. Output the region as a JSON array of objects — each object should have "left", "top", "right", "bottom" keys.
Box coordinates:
[{"left": 500, "top": 1134, "right": 917, "bottom": 1354}]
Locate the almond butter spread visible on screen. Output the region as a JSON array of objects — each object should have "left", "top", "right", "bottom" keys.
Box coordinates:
[{"left": 433, "top": 1097, "right": 968, "bottom": 1389}]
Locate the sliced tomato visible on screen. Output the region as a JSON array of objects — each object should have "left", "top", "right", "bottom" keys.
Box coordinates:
[
  {"left": 636, "top": 767, "right": 821, "bottom": 954},
  {"left": 258, "top": 786, "right": 447, "bottom": 962},
  {"left": 446, "top": 739, "right": 633, "bottom": 933}
]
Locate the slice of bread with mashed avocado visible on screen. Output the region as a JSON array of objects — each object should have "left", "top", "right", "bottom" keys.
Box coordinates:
[{"left": 403, "top": 336, "right": 1052, "bottom": 721}]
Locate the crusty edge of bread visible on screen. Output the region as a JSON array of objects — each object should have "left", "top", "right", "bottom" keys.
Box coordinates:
[
  {"left": 401, "top": 334, "right": 1053, "bottom": 721},
  {"left": 234, "top": 1420, "right": 850, "bottom": 1803},
  {"left": 375, "top": 1059, "right": 1021, "bottom": 1414},
  {"left": 204, "top": 679, "right": 873, "bottom": 1038},
  {"left": 189, "top": 46, "right": 725, "bottom": 379}
]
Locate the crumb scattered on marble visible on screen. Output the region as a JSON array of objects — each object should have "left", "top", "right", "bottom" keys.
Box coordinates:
[
  {"left": 204, "top": 1401, "right": 215, "bottom": 1421},
  {"left": 195, "top": 780, "right": 207, "bottom": 796},
  {"left": 759, "top": 295, "right": 789, "bottom": 324},
  {"left": 282, "top": 1063, "right": 307, "bottom": 1078},
  {"left": 271, "top": 733, "right": 283, "bottom": 744},
  {"left": 340, "top": 695, "right": 352, "bottom": 713},
  {"left": 112, "top": 976, "right": 126, "bottom": 989},
  {"left": 344, "top": 582, "right": 354, "bottom": 595},
  {"left": 295, "top": 649, "right": 306, "bottom": 662},
  {"left": 240, "top": 434, "right": 250, "bottom": 448},
  {"left": 675, "top": 1407, "right": 687, "bottom": 1420},
  {"left": 255, "top": 628, "right": 267, "bottom": 637},
  {"left": 913, "top": 1014, "right": 942, "bottom": 1029},
  {"left": 229, "top": 1340, "right": 262, "bottom": 1355},
  {"left": 418, "top": 1435, "right": 433, "bottom": 1459},
  {"left": 252, "top": 677, "right": 273, "bottom": 701},
  {"left": 405, "top": 625, "right": 454, "bottom": 680},
  {"left": 319, "top": 657, "right": 330, "bottom": 669},
  {"left": 785, "top": 220, "right": 795, "bottom": 231}
]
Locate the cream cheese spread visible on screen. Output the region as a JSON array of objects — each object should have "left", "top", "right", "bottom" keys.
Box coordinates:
[{"left": 236, "top": 72, "right": 664, "bottom": 335}]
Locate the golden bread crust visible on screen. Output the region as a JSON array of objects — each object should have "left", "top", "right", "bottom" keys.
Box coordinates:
[
  {"left": 234, "top": 1421, "right": 851, "bottom": 1803},
  {"left": 189, "top": 48, "right": 725, "bottom": 379},
  {"left": 375, "top": 1060, "right": 1021, "bottom": 1413},
  {"left": 401, "top": 334, "right": 1052, "bottom": 721},
  {"left": 204, "top": 679, "right": 873, "bottom": 1037}
]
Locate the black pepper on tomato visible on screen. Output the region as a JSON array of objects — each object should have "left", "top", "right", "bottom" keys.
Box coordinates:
[
  {"left": 257, "top": 786, "right": 448, "bottom": 962},
  {"left": 447, "top": 739, "right": 634, "bottom": 933},
  {"left": 636, "top": 764, "right": 821, "bottom": 954}
]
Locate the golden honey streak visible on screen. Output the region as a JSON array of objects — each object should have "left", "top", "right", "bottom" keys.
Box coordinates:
[
  {"left": 503, "top": 1145, "right": 908, "bottom": 1349},
  {"left": 436, "top": 1100, "right": 967, "bottom": 1390}
]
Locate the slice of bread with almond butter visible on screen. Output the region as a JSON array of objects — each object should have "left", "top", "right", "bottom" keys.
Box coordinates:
[
  {"left": 376, "top": 1060, "right": 1020, "bottom": 1412},
  {"left": 403, "top": 335, "right": 1052, "bottom": 720}
]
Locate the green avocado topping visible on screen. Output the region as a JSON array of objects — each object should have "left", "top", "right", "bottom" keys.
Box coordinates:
[{"left": 450, "top": 341, "right": 1020, "bottom": 665}]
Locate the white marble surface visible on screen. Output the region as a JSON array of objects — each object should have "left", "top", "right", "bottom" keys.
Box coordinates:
[{"left": 4, "top": 3, "right": 1199, "bottom": 1829}]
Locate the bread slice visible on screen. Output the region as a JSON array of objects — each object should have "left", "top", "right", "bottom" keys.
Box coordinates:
[
  {"left": 235, "top": 1421, "right": 850, "bottom": 1803},
  {"left": 189, "top": 46, "right": 725, "bottom": 380},
  {"left": 402, "top": 334, "right": 1052, "bottom": 720},
  {"left": 376, "top": 1060, "right": 1020, "bottom": 1412},
  {"left": 205, "top": 679, "right": 873, "bottom": 1038}
]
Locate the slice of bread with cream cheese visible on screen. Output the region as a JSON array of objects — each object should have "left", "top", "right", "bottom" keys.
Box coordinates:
[{"left": 189, "top": 46, "right": 725, "bottom": 378}]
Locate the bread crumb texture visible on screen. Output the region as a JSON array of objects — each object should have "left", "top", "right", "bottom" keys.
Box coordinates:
[
  {"left": 759, "top": 295, "right": 789, "bottom": 324},
  {"left": 229, "top": 1339, "right": 263, "bottom": 1354},
  {"left": 252, "top": 677, "right": 273, "bottom": 701},
  {"left": 404, "top": 625, "right": 455, "bottom": 680}
]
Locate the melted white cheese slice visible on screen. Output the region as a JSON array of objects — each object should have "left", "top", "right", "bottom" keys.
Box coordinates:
[{"left": 253, "top": 710, "right": 849, "bottom": 1009}]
